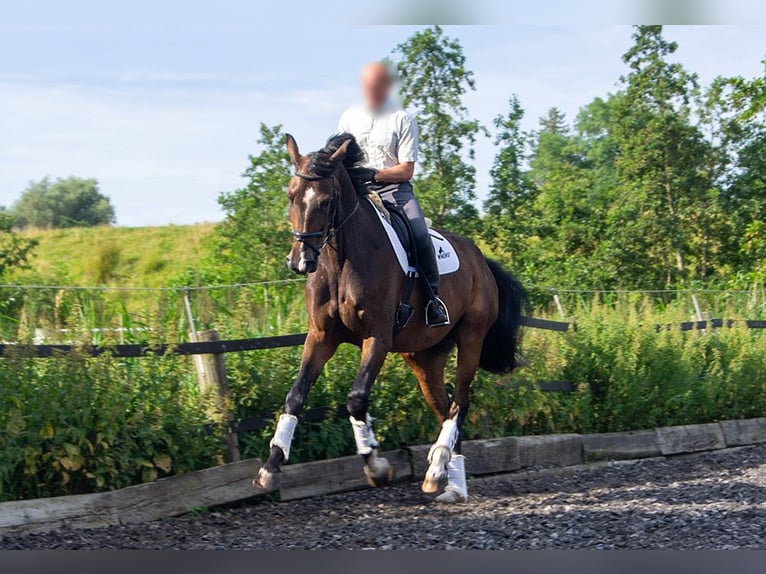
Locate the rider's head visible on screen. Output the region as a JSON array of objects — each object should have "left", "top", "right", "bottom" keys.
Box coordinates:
[{"left": 360, "top": 61, "right": 393, "bottom": 111}]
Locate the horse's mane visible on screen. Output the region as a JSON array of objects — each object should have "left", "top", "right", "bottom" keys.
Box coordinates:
[{"left": 307, "top": 133, "right": 368, "bottom": 195}]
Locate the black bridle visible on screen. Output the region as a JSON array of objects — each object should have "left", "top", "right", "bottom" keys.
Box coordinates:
[{"left": 291, "top": 171, "right": 360, "bottom": 256}]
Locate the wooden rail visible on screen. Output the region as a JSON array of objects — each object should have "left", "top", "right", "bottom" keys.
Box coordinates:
[{"left": 3, "top": 316, "right": 763, "bottom": 359}]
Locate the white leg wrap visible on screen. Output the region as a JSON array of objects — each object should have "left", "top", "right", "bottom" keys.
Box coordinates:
[
  {"left": 443, "top": 454, "right": 467, "bottom": 499},
  {"left": 428, "top": 417, "right": 459, "bottom": 462},
  {"left": 349, "top": 414, "right": 380, "bottom": 455},
  {"left": 269, "top": 413, "right": 298, "bottom": 461}
]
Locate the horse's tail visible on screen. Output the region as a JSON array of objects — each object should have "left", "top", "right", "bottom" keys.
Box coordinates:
[{"left": 479, "top": 259, "right": 527, "bottom": 374}]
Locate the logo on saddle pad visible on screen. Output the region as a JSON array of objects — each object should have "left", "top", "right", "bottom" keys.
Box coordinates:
[{"left": 437, "top": 246, "right": 450, "bottom": 260}]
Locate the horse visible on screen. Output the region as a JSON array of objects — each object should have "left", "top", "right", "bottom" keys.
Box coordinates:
[{"left": 255, "top": 133, "right": 526, "bottom": 503}]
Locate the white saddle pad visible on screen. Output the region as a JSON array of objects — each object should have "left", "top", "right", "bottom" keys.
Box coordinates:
[{"left": 369, "top": 198, "right": 460, "bottom": 276}]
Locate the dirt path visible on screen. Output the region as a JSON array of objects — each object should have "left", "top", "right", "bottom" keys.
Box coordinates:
[{"left": 3, "top": 445, "right": 766, "bottom": 549}]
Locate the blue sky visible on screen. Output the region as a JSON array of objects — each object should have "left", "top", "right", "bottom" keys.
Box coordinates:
[{"left": 0, "top": 3, "right": 764, "bottom": 225}]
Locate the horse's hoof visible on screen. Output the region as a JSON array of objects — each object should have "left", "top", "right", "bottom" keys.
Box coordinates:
[
  {"left": 421, "top": 446, "right": 450, "bottom": 494},
  {"left": 364, "top": 456, "right": 393, "bottom": 488},
  {"left": 421, "top": 467, "right": 447, "bottom": 494},
  {"left": 435, "top": 489, "right": 468, "bottom": 504},
  {"left": 253, "top": 467, "right": 281, "bottom": 491}
]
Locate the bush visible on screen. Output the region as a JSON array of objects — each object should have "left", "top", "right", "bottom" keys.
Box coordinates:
[
  {"left": 92, "top": 242, "right": 122, "bottom": 284},
  {"left": 0, "top": 351, "right": 219, "bottom": 502}
]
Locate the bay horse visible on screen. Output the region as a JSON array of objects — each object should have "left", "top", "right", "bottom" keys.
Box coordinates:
[{"left": 255, "top": 133, "right": 525, "bottom": 502}]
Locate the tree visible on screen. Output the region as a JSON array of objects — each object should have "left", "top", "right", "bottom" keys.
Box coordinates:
[
  {"left": 719, "top": 65, "right": 766, "bottom": 286},
  {"left": 482, "top": 96, "right": 536, "bottom": 267},
  {"left": 209, "top": 123, "right": 293, "bottom": 283},
  {"left": 12, "top": 177, "right": 115, "bottom": 228},
  {"left": 0, "top": 208, "right": 37, "bottom": 277},
  {"left": 729, "top": 59, "right": 766, "bottom": 120},
  {"left": 610, "top": 25, "right": 713, "bottom": 287},
  {"left": 391, "top": 25, "right": 483, "bottom": 234},
  {"left": 524, "top": 108, "right": 610, "bottom": 288}
]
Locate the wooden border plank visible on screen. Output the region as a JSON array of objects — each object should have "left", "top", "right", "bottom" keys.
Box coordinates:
[
  {"left": 656, "top": 423, "right": 726, "bottom": 455},
  {"left": 581, "top": 430, "right": 661, "bottom": 461},
  {"left": 461, "top": 437, "right": 521, "bottom": 475},
  {"left": 0, "top": 458, "right": 263, "bottom": 535},
  {"left": 517, "top": 434, "right": 583, "bottom": 468},
  {"left": 279, "top": 449, "right": 411, "bottom": 502},
  {"left": 719, "top": 418, "right": 766, "bottom": 447}
]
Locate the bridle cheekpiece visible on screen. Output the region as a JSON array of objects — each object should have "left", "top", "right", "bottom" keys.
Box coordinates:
[{"left": 291, "top": 170, "right": 360, "bottom": 256}]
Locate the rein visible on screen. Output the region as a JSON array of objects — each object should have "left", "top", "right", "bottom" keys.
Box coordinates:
[{"left": 291, "top": 171, "right": 360, "bottom": 255}]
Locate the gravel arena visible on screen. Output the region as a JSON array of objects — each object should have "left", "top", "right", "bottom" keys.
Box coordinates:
[{"left": 2, "top": 444, "right": 765, "bottom": 550}]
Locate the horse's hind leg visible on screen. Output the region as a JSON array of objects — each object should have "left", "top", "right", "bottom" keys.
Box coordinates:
[
  {"left": 433, "top": 329, "right": 485, "bottom": 503},
  {"left": 347, "top": 336, "right": 394, "bottom": 487},
  {"left": 254, "top": 330, "right": 338, "bottom": 491},
  {"left": 400, "top": 343, "right": 453, "bottom": 495}
]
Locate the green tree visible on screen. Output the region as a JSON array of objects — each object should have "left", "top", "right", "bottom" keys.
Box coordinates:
[
  {"left": 12, "top": 177, "right": 115, "bottom": 228},
  {"left": 524, "top": 109, "right": 609, "bottom": 288},
  {"left": 729, "top": 59, "right": 766, "bottom": 120},
  {"left": 392, "top": 25, "right": 483, "bottom": 234},
  {"left": 721, "top": 65, "right": 766, "bottom": 286},
  {"left": 208, "top": 123, "right": 292, "bottom": 283},
  {"left": 0, "top": 208, "right": 37, "bottom": 277},
  {"left": 482, "top": 95, "right": 535, "bottom": 266},
  {"left": 610, "top": 25, "right": 714, "bottom": 287}
]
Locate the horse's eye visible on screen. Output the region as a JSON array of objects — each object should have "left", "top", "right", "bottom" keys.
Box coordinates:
[{"left": 319, "top": 199, "right": 331, "bottom": 209}]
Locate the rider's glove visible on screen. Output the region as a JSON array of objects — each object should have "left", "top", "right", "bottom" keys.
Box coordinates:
[{"left": 348, "top": 167, "right": 378, "bottom": 185}]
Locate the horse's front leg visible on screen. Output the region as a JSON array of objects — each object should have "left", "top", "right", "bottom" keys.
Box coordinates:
[
  {"left": 254, "top": 331, "right": 338, "bottom": 491},
  {"left": 347, "top": 336, "right": 393, "bottom": 487}
]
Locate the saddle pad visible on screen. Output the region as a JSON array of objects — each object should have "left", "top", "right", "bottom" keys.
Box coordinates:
[{"left": 368, "top": 197, "right": 460, "bottom": 276}]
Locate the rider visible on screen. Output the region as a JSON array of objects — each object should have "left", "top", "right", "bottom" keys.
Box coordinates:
[{"left": 338, "top": 61, "right": 450, "bottom": 327}]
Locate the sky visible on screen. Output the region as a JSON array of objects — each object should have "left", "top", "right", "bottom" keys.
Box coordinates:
[{"left": 0, "top": 3, "right": 764, "bottom": 226}]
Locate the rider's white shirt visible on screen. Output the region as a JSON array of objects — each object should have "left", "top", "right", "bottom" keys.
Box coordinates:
[{"left": 338, "top": 101, "right": 418, "bottom": 170}]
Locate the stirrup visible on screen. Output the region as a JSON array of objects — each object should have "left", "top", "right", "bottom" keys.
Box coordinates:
[{"left": 425, "top": 297, "right": 450, "bottom": 327}]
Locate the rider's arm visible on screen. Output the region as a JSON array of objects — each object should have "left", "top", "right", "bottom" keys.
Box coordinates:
[
  {"left": 374, "top": 113, "right": 418, "bottom": 182},
  {"left": 374, "top": 162, "right": 415, "bottom": 182}
]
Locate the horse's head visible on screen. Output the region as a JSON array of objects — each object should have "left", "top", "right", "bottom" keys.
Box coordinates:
[{"left": 284, "top": 133, "right": 356, "bottom": 274}]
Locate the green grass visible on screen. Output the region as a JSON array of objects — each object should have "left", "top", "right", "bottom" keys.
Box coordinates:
[{"left": 14, "top": 224, "right": 216, "bottom": 288}]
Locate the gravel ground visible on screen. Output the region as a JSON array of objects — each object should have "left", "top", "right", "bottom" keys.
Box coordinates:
[{"left": 3, "top": 445, "right": 766, "bottom": 549}]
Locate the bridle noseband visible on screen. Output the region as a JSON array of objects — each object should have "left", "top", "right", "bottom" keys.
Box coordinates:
[{"left": 291, "top": 171, "right": 360, "bottom": 256}]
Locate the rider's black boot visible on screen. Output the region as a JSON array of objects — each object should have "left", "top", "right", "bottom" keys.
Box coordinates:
[{"left": 417, "top": 244, "right": 450, "bottom": 327}]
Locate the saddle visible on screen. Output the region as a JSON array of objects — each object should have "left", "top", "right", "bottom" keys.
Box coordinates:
[
  {"left": 367, "top": 193, "right": 460, "bottom": 277},
  {"left": 366, "top": 193, "right": 460, "bottom": 333},
  {"left": 368, "top": 193, "right": 424, "bottom": 333}
]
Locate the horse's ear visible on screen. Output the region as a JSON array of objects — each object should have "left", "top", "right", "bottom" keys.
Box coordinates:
[
  {"left": 285, "top": 134, "right": 301, "bottom": 167},
  {"left": 328, "top": 139, "right": 351, "bottom": 163}
]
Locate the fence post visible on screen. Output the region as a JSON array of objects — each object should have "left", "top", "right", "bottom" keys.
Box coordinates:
[
  {"left": 691, "top": 291, "right": 705, "bottom": 323},
  {"left": 194, "top": 329, "right": 241, "bottom": 463},
  {"left": 552, "top": 289, "right": 566, "bottom": 319}
]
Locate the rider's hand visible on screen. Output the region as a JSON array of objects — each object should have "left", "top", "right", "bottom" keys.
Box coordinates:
[{"left": 348, "top": 167, "right": 377, "bottom": 185}]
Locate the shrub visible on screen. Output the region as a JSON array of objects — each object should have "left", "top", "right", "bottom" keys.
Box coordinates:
[{"left": 0, "top": 351, "right": 219, "bottom": 502}]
